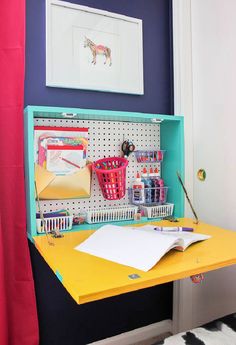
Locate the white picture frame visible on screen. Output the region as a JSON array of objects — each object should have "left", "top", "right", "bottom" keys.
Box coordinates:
[{"left": 46, "top": 0, "right": 144, "bottom": 95}]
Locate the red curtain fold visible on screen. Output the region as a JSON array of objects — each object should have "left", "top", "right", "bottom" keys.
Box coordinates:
[
  {"left": 0, "top": 215, "right": 8, "bottom": 345},
  {"left": 0, "top": 1, "right": 39, "bottom": 344}
]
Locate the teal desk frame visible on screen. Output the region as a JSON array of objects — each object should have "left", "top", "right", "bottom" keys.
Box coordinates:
[{"left": 24, "top": 105, "right": 184, "bottom": 240}]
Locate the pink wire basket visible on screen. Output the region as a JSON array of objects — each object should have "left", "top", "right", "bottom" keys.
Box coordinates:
[{"left": 93, "top": 157, "right": 128, "bottom": 200}]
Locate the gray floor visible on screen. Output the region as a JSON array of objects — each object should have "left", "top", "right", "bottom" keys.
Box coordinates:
[{"left": 133, "top": 332, "right": 171, "bottom": 345}]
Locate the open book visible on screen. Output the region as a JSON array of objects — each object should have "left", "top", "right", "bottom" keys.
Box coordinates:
[{"left": 75, "top": 224, "right": 211, "bottom": 272}]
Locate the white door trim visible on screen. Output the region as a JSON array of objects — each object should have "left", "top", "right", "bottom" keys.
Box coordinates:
[{"left": 172, "top": 0, "right": 195, "bottom": 333}]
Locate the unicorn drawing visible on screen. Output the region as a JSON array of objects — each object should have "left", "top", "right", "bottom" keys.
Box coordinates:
[{"left": 84, "top": 37, "right": 112, "bottom": 66}]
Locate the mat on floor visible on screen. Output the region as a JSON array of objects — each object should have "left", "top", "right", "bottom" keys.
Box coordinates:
[{"left": 154, "top": 313, "right": 236, "bottom": 344}]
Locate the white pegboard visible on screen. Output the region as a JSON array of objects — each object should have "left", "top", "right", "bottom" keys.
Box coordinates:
[{"left": 34, "top": 118, "right": 161, "bottom": 215}]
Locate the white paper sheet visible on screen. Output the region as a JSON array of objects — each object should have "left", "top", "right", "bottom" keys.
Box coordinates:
[{"left": 74, "top": 224, "right": 179, "bottom": 272}]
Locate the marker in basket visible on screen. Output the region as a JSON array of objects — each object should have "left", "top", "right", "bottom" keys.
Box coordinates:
[{"left": 153, "top": 226, "right": 194, "bottom": 232}]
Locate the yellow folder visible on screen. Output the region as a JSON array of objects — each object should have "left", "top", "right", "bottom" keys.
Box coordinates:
[{"left": 35, "top": 163, "right": 92, "bottom": 200}]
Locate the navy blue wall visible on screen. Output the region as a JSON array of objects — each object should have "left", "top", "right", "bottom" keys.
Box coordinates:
[
  {"left": 25, "top": 0, "right": 173, "bottom": 114},
  {"left": 25, "top": 2, "right": 174, "bottom": 343}
]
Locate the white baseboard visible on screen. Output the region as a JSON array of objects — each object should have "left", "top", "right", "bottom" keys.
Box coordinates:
[{"left": 88, "top": 319, "right": 172, "bottom": 345}]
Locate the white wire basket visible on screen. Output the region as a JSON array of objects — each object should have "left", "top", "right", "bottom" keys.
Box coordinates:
[
  {"left": 36, "top": 216, "right": 73, "bottom": 234},
  {"left": 129, "top": 187, "right": 168, "bottom": 205},
  {"left": 86, "top": 205, "right": 138, "bottom": 224},
  {"left": 140, "top": 203, "right": 174, "bottom": 219},
  {"left": 134, "top": 150, "right": 165, "bottom": 163}
]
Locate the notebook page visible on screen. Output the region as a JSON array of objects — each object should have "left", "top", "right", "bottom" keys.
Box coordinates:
[{"left": 75, "top": 225, "right": 179, "bottom": 272}]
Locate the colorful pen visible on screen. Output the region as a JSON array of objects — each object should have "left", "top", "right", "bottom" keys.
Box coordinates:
[
  {"left": 60, "top": 157, "right": 80, "bottom": 169},
  {"left": 153, "top": 226, "right": 194, "bottom": 232}
]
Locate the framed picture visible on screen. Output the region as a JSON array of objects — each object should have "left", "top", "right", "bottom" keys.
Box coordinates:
[{"left": 46, "top": 0, "right": 144, "bottom": 95}]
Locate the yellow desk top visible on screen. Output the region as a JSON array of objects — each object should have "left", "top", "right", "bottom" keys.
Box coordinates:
[{"left": 34, "top": 218, "right": 236, "bottom": 304}]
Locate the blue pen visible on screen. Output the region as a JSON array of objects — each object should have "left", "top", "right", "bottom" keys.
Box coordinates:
[{"left": 153, "top": 226, "right": 194, "bottom": 232}]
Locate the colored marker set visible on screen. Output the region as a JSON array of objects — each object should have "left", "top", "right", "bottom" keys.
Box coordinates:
[
  {"left": 36, "top": 209, "right": 70, "bottom": 219},
  {"left": 94, "top": 160, "right": 125, "bottom": 170}
]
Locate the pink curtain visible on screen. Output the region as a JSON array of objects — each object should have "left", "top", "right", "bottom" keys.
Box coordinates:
[{"left": 0, "top": 1, "right": 39, "bottom": 344}]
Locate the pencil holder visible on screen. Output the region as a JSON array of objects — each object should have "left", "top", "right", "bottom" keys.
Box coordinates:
[{"left": 93, "top": 157, "right": 128, "bottom": 200}]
